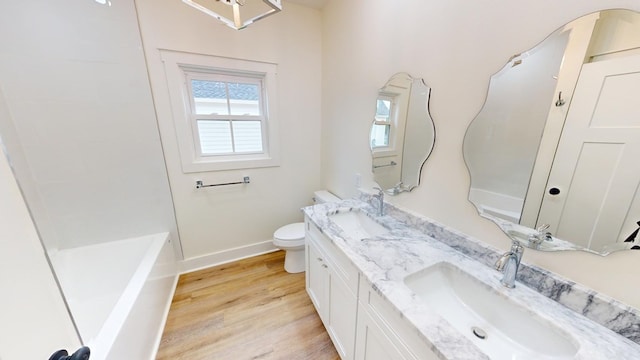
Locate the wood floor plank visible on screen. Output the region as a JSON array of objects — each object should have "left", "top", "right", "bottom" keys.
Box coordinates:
[{"left": 156, "top": 251, "right": 340, "bottom": 360}]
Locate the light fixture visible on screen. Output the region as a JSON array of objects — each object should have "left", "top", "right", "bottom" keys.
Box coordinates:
[{"left": 182, "top": 0, "right": 282, "bottom": 30}]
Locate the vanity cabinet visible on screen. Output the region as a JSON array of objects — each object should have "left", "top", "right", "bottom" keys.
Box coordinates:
[
  {"left": 356, "top": 279, "right": 439, "bottom": 360},
  {"left": 305, "top": 216, "right": 435, "bottom": 360},
  {"left": 355, "top": 307, "right": 408, "bottom": 360},
  {"left": 305, "top": 219, "right": 359, "bottom": 360}
]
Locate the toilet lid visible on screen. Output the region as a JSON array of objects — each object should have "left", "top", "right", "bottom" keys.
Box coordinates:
[{"left": 274, "top": 222, "right": 305, "bottom": 241}]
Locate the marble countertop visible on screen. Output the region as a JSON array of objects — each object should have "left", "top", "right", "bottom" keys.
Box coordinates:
[{"left": 303, "top": 198, "right": 640, "bottom": 360}]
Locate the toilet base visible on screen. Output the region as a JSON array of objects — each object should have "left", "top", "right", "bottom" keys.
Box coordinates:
[{"left": 283, "top": 248, "right": 305, "bottom": 273}]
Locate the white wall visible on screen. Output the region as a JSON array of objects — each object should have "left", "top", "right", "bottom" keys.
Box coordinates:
[
  {"left": 465, "top": 30, "right": 568, "bottom": 202},
  {"left": 321, "top": 0, "right": 640, "bottom": 308},
  {"left": 0, "top": 123, "right": 80, "bottom": 358},
  {"left": 0, "top": 0, "right": 178, "bottom": 252},
  {"left": 135, "top": 1, "right": 322, "bottom": 263},
  {"left": 589, "top": 9, "right": 640, "bottom": 61}
]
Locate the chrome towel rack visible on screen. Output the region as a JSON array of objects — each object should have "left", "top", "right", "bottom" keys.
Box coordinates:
[
  {"left": 196, "top": 176, "right": 250, "bottom": 189},
  {"left": 372, "top": 160, "right": 397, "bottom": 170}
]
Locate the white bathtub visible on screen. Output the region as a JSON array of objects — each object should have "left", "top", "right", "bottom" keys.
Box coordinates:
[{"left": 50, "top": 232, "right": 178, "bottom": 360}]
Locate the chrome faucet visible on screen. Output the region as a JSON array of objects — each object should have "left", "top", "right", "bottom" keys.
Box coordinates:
[
  {"left": 372, "top": 187, "right": 385, "bottom": 216},
  {"left": 528, "top": 224, "right": 552, "bottom": 248},
  {"left": 387, "top": 182, "right": 403, "bottom": 195},
  {"left": 387, "top": 181, "right": 416, "bottom": 195},
  {"left": 494, "top": 240, "right": 524, "bottom": 288}
]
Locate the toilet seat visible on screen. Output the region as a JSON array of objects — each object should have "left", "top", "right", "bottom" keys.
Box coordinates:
[{"left": 273, "top": 222, "right": 305, "bottom": 248}]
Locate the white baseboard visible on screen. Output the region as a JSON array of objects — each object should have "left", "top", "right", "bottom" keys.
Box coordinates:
[{"left": 179, "top": 240, "right": 279, "bottom": 274}]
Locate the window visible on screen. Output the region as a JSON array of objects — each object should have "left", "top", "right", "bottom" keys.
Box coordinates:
[
  {"left": 370, "top": 95, "right": 394, "bottom": 148},
  {"left": 161, "top": 51, "right": 280, "bottom": 172},
  {"left": 188, "top": 75, "right": 265, "bottom": 155}
]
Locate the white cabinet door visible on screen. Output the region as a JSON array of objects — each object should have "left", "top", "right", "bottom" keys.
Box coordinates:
[
  {"left": 306, "top": 219, "right": 358, "bottom": 360},
  {"left": 357, "top": 278, "right": 439, "bottom": 360},
  {"left": 326, "top": 270, "right": 358, "bottom": 359},
  {"left": 306, "top": 239, "right": 329, "bottom": 322},
  {"left": 355, "top": 306, "right": 407, "bottom": 360}
]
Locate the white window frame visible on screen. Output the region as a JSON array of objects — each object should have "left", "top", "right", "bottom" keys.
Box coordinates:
[
  {"left": 187, "top": 72, "right": 266, "bottom": 157},
  {"left": 371, "top": 92, "right": 399, "bottom": 158},
  {"left": 371, "top": 94, "right": 395, "bottom": 149},
  {"left": 161, "top": 50, "right": 280, "bottom": 173}
]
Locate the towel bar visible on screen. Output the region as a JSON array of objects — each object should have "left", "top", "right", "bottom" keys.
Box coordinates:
[
  {"left": 372, "top": 160, "right": 397, "bottom": 170},
  {"left": 196, "top": 176, "right": 250, "bottom": 189}
]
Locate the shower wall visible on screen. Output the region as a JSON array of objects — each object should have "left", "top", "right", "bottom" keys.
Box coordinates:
[
  {"left": 0, "top": 0, "right": 178, "bottom": 252},
  {"left": 0, "top": 125, "right": 80, "bottom": 359}
]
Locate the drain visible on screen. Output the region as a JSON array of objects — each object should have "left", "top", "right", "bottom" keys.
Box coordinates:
[{"left": 471, "top": 326, "right": 487, "bottom": 340}]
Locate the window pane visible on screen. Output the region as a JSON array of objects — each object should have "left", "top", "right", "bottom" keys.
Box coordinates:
[
  {"left": 197, "top": 120, "right": 233, "bottom": 154},
  {"left": 232, "top": 121, "right": 263, "bottom": 153},
  {"left": 370, "top": 124, "right": 390, "bottom": 148},
  {"left": 228, "top": 82, "right": 261, "bottom": 116},
  {"left": 375, "top": 99, "right": 391, "bottom": 122},
  {"left": 191, "top": 80, "right": 229, "bottom": 115}
]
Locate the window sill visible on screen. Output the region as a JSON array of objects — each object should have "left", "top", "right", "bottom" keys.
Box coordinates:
[
  {"left": 181, "top": 154, "right": 280, "bottom": 173},
  {"left": 372, "top": 149, "right": 399, "bottom": 158}
]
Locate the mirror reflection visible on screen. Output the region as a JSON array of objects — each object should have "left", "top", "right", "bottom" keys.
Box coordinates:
[
  {"left": 464, "top": 9, "right": 640, "bottom": 255},
  {"left": 370, "top": 73, "right": 435, "bottom": 194}
]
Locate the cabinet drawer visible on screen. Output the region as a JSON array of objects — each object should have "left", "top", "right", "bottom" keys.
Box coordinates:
[{"left": 306, "top": 219, "right": 359, "bottom": 295}]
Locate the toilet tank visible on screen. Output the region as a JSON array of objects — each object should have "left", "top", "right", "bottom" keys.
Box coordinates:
[{"left": 313, "top": 190, "right": 341, "bottom": 204}]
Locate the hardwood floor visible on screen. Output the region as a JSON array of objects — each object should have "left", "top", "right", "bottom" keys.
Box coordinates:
[{"left": 156, "top": 251, "right": 340, "bottom": 360}]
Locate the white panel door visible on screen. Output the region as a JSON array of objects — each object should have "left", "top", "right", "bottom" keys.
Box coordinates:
[{"left": 538, "top": 55, "right": 640, "bottom": 251}]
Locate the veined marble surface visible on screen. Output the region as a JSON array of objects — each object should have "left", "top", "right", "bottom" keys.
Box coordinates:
[
  {"left": 355, "top": 192, "right": 640, "bottom": 346},
  {"left": 303, "top": 196, "right": 640, "bottom": 360}
]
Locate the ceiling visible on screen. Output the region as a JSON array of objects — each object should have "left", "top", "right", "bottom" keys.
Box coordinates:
[{"left": 286, "top": 0, "right": 328, "bottom": 10}]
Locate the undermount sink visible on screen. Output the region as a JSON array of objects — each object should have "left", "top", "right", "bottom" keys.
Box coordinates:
[
  {"left": 404, "top": 262, "right": 579, "bottom": 359},
  {"left": 329, "top": 210, "right": 388, "bottom": 240}
]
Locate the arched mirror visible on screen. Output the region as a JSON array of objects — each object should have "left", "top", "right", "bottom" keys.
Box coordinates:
[
  {"left": 464, "top": 9, "right": 640, "bottom": 255},
  {"left": 370, "top": 73, "right": 435, "bottom": 194}
]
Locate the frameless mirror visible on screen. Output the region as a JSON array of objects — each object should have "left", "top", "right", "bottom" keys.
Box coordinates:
[
  {"left": 370, "top": 73, "right": 435, "bottom": 194},
  {"left": 464, "top": 9, "right": 640, "bottom": 255}
]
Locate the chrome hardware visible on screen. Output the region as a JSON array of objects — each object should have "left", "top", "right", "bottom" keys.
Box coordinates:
[
  {"left": 495, "top": 240, "right": 524, "bottom": 288},
  {"left": 528, "top": 224, "right": 552, "bottom": 248},
  {"left": 388, "top": 182, "right": 404, "bottom": 195},
  {"left": 471, "top": 326, "right": 487, "bottom": 340},
  {"left": 372, "top": 160, "right": 397, "bottom": 170},
  {"left": 195, "top": 176, "right": 250, "bottom": 189},
  {"left": 536, "top": 224, "right": 550, "bottom": 233},
  {"left": 386, "top": 181, "right": 416, "bottom": 195},
  {"left": 555, "top": 91, "right": 565, "bottom": 107},
  {"left": 372, "top": 187, "right": 385, "bottom": 216}
]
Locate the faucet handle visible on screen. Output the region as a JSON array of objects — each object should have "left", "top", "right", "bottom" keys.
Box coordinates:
[
  {"left": 510, "top": 241, "right": 524, "bottom": 254},
  {"left": 536, "top": 223, "right": 550, "bottom": 233},
  {"left": 372, "top": 187, "right": 383, "bottom": 195},
  {"left": 494, "top": 254, "right": 509, "bottom": 271}
]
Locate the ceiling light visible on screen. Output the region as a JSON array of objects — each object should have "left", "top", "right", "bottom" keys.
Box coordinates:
[{"left": 182, "top": 0, "right": 282, "bottom": 30}]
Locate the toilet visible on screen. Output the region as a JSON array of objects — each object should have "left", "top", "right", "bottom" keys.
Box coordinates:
[{"left": 273, "top": 190, "right": 341, "bottom": 273}]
